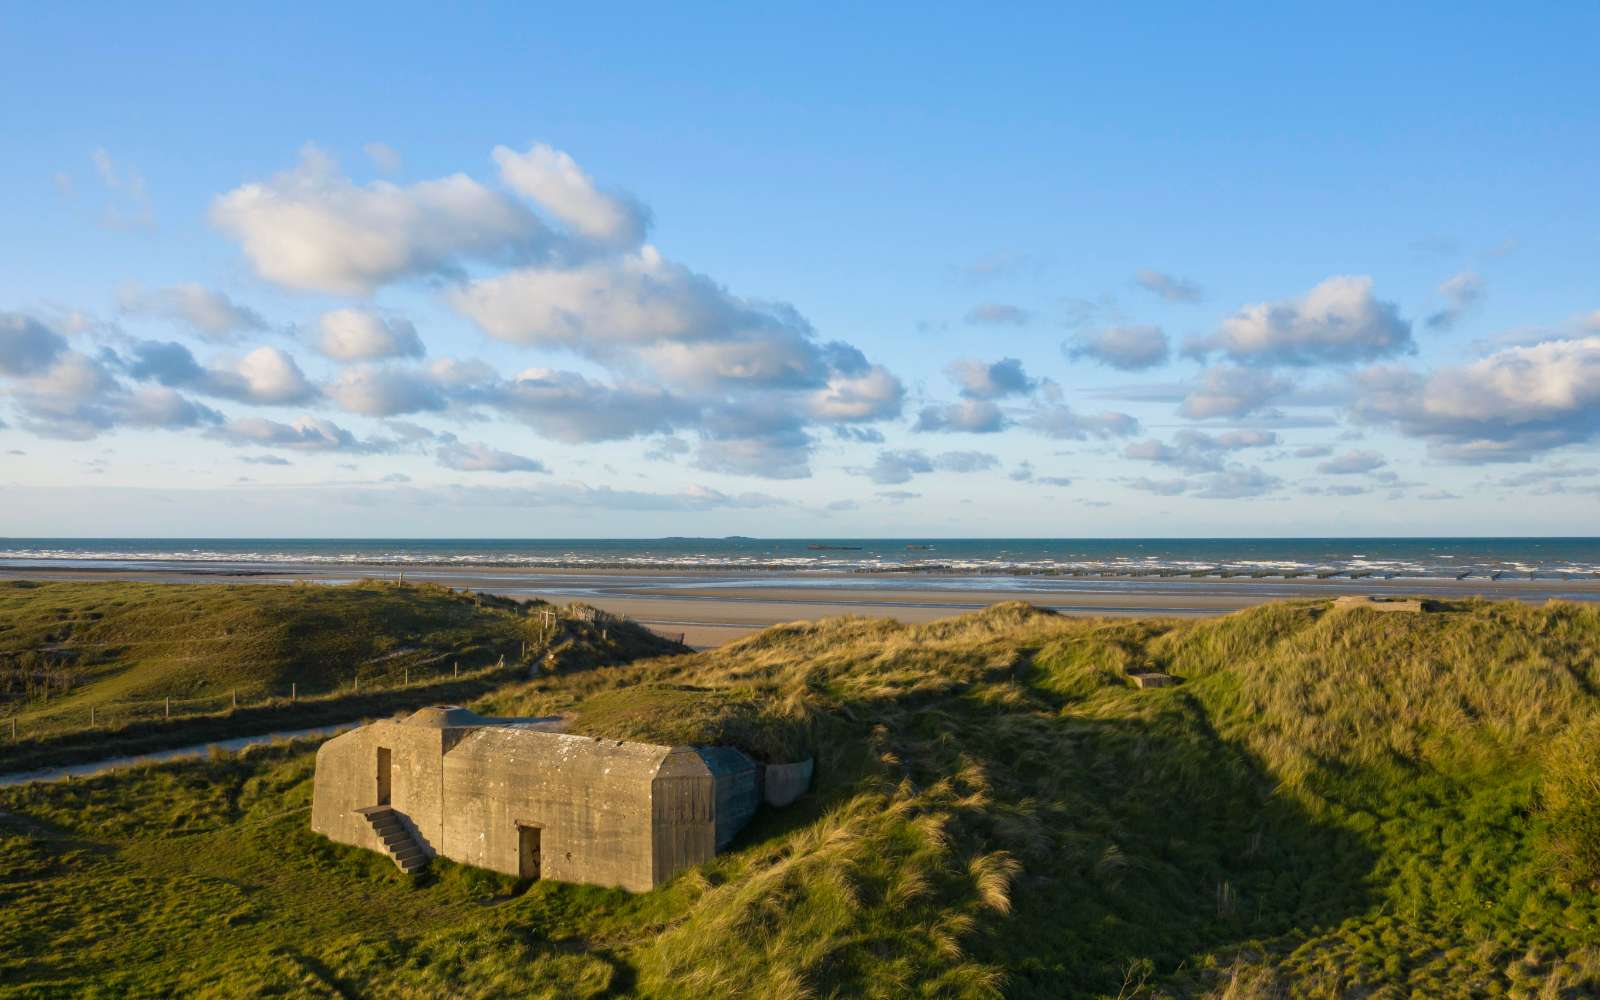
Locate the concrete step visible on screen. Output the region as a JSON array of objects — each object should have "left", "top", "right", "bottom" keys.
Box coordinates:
[{"left": 357, "top": 807, "right": 429, "bottom": 873}]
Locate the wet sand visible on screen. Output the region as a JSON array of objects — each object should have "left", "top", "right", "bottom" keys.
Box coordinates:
[{"left": 5, "top": 562, "right": 1599, "bottom": 648}]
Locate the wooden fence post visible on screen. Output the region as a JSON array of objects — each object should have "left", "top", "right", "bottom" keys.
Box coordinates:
[
  {"left": 292, "top": 682, "right": 297, "bottom": 702},
  {"left": 90, "top": 706, "right": 95, "bottom": 727},
  {"left": 165, "top": 697, "right": 171, "bottom": 719},
  {"left": 454, "top": 661, "right": 459, "bottom": 677},
  {"left": 404, "top": 667, "right": 409, "bottom": 686},
  {"left": 354, "top": 674, "right": 359, "bottom": 693},
  {"left": 232, "top": 688, "right": 237, "bottom": 709}
]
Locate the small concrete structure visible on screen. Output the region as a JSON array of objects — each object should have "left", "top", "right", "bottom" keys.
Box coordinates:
[
  {"left": 1332, "top": 595, "right": 1424, "bottom": 614},
  {"left": 311, "top": 706, "right": 804, "bottom": 891},
  {"left": 762, "top": 759, "right": 814, "bottom": 807},
  {"left": 1127, "top": 671, "right": 1177, "bottom": 689}
]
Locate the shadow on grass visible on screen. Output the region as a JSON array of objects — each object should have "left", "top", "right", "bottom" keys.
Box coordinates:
[
  {"left": 0, "top": 668, "right": 527, "bottom": 774},
  {"left": 819, "top": 679, "right": 1379, "bottom": 998}
]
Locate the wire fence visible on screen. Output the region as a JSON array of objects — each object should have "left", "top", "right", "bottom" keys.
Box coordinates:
[
  {"left": 0, "top": 598, "right": 662, "bottom": 744},
  {"left": 2, "top": 654, "right": 514, "bottom": 743}
]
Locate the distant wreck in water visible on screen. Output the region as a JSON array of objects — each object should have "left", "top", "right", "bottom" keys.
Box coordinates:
[{"left": 311, "top": 706, "right": 812, "bottom": 891}]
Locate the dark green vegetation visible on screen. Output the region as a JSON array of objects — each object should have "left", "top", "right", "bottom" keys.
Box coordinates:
[
  {"left": 0, "top": 579, "right": 679, "bottom": 770},
  {"left": 3, "top": 594, "right": 1599, "bottom": 997}
]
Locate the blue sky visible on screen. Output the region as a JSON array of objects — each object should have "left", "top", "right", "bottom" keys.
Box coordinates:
[{"left": 2, "top": 4, "right": 1598, "bottom": 537}]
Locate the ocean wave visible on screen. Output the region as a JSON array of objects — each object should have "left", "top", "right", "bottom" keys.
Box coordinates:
[{"left": 2, "top": 545, "right": 1598, "bottom": 579}]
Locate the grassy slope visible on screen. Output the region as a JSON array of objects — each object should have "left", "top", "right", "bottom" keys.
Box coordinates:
[
  {"left": 2, "top": 598, "right": 1599, "bottom": 998},
  {"left": 0, "top": 579, "right": 677, "bottom": 745}
]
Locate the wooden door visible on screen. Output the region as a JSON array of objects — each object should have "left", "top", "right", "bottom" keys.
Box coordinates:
[
  {"left": 376, "top": 747, "right": 391, "bottom": 806},
  {"left": 517, "top": 825, "right": 541, "bottom": 879}
]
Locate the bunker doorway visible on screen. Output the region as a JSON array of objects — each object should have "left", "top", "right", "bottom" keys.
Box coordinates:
[
  {"left": 376, "top": 747, "right": 391, "bottom": 806},
  {"left": 517, "top": 824, "right": 541, "bottom": 879}
]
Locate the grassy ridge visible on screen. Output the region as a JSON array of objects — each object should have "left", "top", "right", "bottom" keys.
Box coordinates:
[
  {"left": 0, "top": 579, "right": 683, "bottom": 769},
  {"left": 2, "top": 597, "right": 1599, "bottom": 997},
  {"left": 0, "top": 579, "right": 527, "bottom": 717}
]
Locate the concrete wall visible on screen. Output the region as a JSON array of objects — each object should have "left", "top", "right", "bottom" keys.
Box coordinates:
[
  {"left": 762, "top": 759, "right": 814, "bottom": 807},
  {"left": 310, "top": 721, "right": 445, "bottom": 856},
  {"left": 442, "top": 730, "right": 665, "bottom": 891},
  {"left": 651, "top": 750, "right": 717, "bottom": 886},
  {"left": 311, "top": 711, "right": 771, "bottom": 892},
  {"left": 698, "top": 747, "right": 760, "bottom": 850}
]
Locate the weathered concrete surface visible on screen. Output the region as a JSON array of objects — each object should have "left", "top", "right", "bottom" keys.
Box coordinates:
[
  {"left": 697, "top": 746, "right": 760, "bottom": 850},
  {"left": 1332, "top": 595, "right": 1424, "bottom": 614},
  {"left": 1128, "top": 671, "right": 1177, "bottom": 689},
  {"left": 311, "top": 706, "right": 767, "bottom": 892},
  {"left": 762, "top": 759, "right": 814, "bottom": 807}
]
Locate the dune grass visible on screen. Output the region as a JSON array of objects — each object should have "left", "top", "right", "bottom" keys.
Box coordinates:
[
  {"left": 0, "top": 579, "right": 681, "bottom": 766},
  {"left": 2, "top": 596, "right": 1598, "bottom": 997}
]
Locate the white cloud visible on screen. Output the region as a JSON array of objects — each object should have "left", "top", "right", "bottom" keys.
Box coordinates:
[
  {"left": 491, "top": 368, "right": 694, "bottom": 444},
  {"left": 1425, "top": 271, "right": 1485, "bottom": 331},
  {"left": 363, "top": 142, "right": 403, "bottom": 174},
  {"left": 964, "top": 303, "right": 1029, "bottom": 326},
  {"left": 121, "top": 342, "right": 316, "bottom": 407},
  {"left": 1124, "top": 428, "right": 1279, "bottom": 473},
  {"left": 211, "top": 145, "right": 546, "bottom": 294},
  {"left": 805, "top": 365, "right": 905, "bottom": 421},
  {"left": 207, "top": 142, "right": 903, "bottom": 480},
  {"left": 914, "top": 398, "right": 1008, "bottom": 433},
  {"left": 316, "top": 308, "right": 425, "bottom": 362},
  {"left": 117, "top": 283, "right": 265, "bottom": 341},
  {"left": 947, "top": 358, "right": 1036, "bottom": 399},
  {"left": 1317, "top": 450, "right": 1388, "bottom": 474},
  {"left": 1126, "top": 466, "right": 1281, "bottom": 499},
  {"left": 1180, "top": 366, "right": 1292, "bottom": 419},
  {"left": 1352, "top": 335, "right": 1600, "bottom": 462},
  {"left": 431, "top": 481, "right": 788, "bottom": 512},
  {"left": 211, "top": 415, "right": 384, "bottom": 452},
  {"left": 1065, "top": 325, "right": 1170, "bottom": 371},
  {"left": 90, "top": 148, "right": 155, "bottom": 231},
  {"left": 1019, "top": 383, "right": 1140, "bottom": 439},
  {"left": 1302, "top": 483, "right": 1371, "bottom": 497},
  {"left": 851, "top": 448, "right": 1000, "bottom": 484},
  {"left": 1133, "top": 269, "right": 1202, "bottom": 303},
  {"left": 1187, "top": 276, "right": 1412, "bottom": 366},
  {"left": 436, "top": 439, "right": 547, "bottom": 473},
  {"left": 493, "top": 143, "right": 648, "bottom": 246},
  {"left": 5, "top": 350, "right": 219, "bottom": 440},
  {"left": 694, "top": 432, "right": 813, "bottom": 480},
  {"left": 0, "top": 313, "right": 68, "bottom": 376},
  {"left": 450, "top": 247, "right": 803, "bottom": 364},
  {"left": 326, "top": 365, "right": 447, "bottom": 417},
  {"left": 229, "top": 347, "right": 320, "bottom": 404}
]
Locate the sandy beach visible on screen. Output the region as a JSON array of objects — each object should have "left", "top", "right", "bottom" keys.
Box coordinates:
[{"left": 5, "top": 562, "right": 1599, "bottom": 648}]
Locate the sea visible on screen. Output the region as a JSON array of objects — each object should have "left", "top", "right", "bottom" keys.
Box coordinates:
[{"left": 2, "top": 537, "right": 1599, "bottom": 581}]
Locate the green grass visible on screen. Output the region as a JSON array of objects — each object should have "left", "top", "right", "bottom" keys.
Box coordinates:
[
  {"left": 2, "top": 595, "right": 1599, "bottom": 997},
  {"left": 0, "top": 579, "right": 681, "bottom": 766}
]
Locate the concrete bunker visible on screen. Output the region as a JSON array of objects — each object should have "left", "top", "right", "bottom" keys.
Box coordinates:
[
  {"left": 1332, "top": 595, "right": 1425, "bottom": 614},
  {"left": 312, "top": 706, "right": 809, "bottom": 891}
]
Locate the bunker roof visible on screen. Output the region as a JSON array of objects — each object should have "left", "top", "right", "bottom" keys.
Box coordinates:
[
  {"left": 404, "top": 706, "right": 488, "bottom": 728},
  {"left": 385, "top": 705, "right": 758, "bottom": 782}
]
